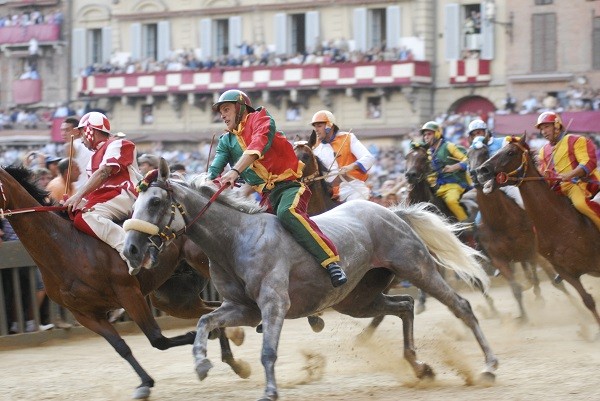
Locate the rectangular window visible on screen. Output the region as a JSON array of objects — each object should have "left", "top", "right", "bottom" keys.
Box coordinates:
[
  {"left": 368, "top": 8, "right": 386, "bottom": 50},
  {"left": 532, "top": 13, "right": 556, "bottom": 72},
  {"left": 534, "top": 0, "right": 553, "bottom": 5},
  {"left": 87, "top": 29, "right": 102, "bottom": 65},
  {"left": 215, "top": 19, "right": 229, "bottom": 56},
  {"left": 290, "top": 14, "right": 306, "bottom": 55},
  {"left": 142, "top": 23, "right": 158, "bottom": 60},
  {"left": 285, "top": 102, "right": 301, "bottom": 121},
  {"left": 367, "top": 97, "right": 382, "bottom": 119},
  {"left": 463, "top": 4, "right": 482, "bottom": 59},
  {"left": 593, "top": 17, "right": 600, "bottom": 69},
  {"left": 141, "top": 105, "right": 153, "bottom": 125}
]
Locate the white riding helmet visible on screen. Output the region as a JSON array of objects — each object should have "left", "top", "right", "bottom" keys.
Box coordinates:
[{"left": 467, "top": 119, "right": 487, "bottom": 136}]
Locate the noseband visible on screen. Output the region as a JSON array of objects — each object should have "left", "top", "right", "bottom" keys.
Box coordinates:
[
  {"left": 495, "top": 142, "right": 529, "bottom": 186},
  {"left": 124, "top": 178, "right": 230, "bottom": 255}
]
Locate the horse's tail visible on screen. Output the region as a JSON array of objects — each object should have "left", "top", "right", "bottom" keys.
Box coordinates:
[{"left": 391, "top": 202, "right": 490, "bottom": 292}]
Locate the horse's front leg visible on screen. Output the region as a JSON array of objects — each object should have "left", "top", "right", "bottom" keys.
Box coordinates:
[
  {"left": 193, "top": 301, "right": 261, "bottom": 381},
  {"left": 256, "top": 288, "right": 291, "bottom": 401}
]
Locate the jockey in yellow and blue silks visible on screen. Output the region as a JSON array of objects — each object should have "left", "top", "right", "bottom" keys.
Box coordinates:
[
  {"left": 536, "top": 111, "right": 600, "bottom": 231},
  {"left": 208, "top": 89, "right": 347, "bottom": 287},
  {"left": 421, "top": 121, "right": 471, "bottom": 221}
]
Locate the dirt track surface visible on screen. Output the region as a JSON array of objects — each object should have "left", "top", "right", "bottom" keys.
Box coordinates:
[{"left": 2, "top": 278, "right": 599, "bottom": 401}]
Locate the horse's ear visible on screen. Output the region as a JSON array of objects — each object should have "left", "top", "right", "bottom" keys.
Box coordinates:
[
  {"left": 521, "top": 131, "right": 528, "bottom": 144},
  {"left": 158, "top": 158, "right": 170, "bottom": 181},
  {"left": 308, "top": 131, "right": 317, "bottom": 148}
]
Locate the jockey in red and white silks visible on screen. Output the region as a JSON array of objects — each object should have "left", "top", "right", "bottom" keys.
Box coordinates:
[{"left": 63, "top": 112, "right": 140, "bottom": 270}]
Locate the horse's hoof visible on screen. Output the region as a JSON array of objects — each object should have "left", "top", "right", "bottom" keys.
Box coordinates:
[
  {"left": 225, "top": 327, "right": 245, "bottom": 346},
  {"left": 258, "top": 392, "right": 278, "bottom": 401},
  {"left": 416, "top": 362, "right": 435, "bottom": 380},
  {"left": 308, "top": 315, "right": 325, "bottom": 333},
  {"left": 232, "top": 359, "right": 252, "bottom": 379},
  {"left": 131, "top": 385, "right": 151, "bottom": 399},
  {"left": 195, "top": 359, "right": 213, "bottom": 381},
  {"left": 478, "top": 371, "right": 496, "bottom": 384}
]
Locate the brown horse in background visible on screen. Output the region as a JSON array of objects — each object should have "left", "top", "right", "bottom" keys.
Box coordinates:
[
  {"left": 0, "top": 166, "right": 249, "bottom": 399},
  {"left": 477, "top": 134, "right": 600, "bottom": 332},
  {"left": 467, "top": 134, "right": 568, "bottom": 321},
  {"left": 404, "top": 142, "right": 497, "bottom": 315}
]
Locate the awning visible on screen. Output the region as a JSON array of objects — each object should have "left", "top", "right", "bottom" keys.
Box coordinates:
[{"left": 494, "top": 111, "right": 600, "bottom": 134}]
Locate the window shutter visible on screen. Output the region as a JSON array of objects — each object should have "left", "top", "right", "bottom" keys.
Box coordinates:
[
  {"left": 200, "top": 18, "right": 212, "bottom": 61},
  {"left": 386, "top": 5, "right": 401, "bottom": 50},
  {"left": 444, "top": 3, "right": 460, "bottom": 60},
  {"left": 157, "top": 21, "right": 170, "bottom": 62},
  {"left": 593, "top": 17, "right": 600, "bottom": 69},
  {"left": 72, "top": 28, "right": 86, "bottom": 77},
  {"left": 305, "top": 11, "right": 320, "bottom": 53},
  {"left": 480, "top": 1, "right": 494, "bottom": 60},
  {"left": 353, "top": 7, "right": 367, "bottom": 52},
  {"left": 274, "top": 13, "right": 287, "bottom": 55},
  {"left": 532, "top": 13, "right": 556, "bottom": 72},
  {"left": 130, "top": 23, "right": 141, "bottom": 61},
  {"left": 229, "top": 16, "right": 242, "bottom": 57},
  {"left": 101, "top": 26, "right": 112, "bottom": 64}
]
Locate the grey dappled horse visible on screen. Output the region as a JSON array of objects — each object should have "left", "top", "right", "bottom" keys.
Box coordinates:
[{"left": 123, "top": 159, "right": 498, "bottom": 401}]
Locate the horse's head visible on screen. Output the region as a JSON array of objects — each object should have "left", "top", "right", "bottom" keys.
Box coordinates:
[
  {"left": 404, "top": 142, "right": 430, "bottom": 185},
  {"left": 123, "top": 158, "right": 186, "bottom": 274},
  {"left": 467, "top": 135, "right": 492, "bottom": 186},
  {"left": 0, "top": 165, "right": 54, "bottom": 210},
  {"left": 477, "top": 134, "right": 530, "bottom": 194}
]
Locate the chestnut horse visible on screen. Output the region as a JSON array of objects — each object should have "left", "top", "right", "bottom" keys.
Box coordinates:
[
  {"left": 476, "top": 134, "right": 600, "bottom": 331},
  {"left": 0, "top": 166, "right": 249, "bottom": 399},
  {"left": 404, "top": 142, "right": 496, "bottom": 315},
  {"left": 467, "top": 135, "right": 568, "bottom": 320}
]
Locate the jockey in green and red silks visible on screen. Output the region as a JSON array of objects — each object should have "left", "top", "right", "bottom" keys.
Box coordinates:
[{"left": 208, "top": 89, "right": 347, "bottom": 287}]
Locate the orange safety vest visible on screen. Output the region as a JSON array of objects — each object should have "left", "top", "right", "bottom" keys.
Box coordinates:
[{"left": 330, "top": 132, "right": 369, "bottom": 182}]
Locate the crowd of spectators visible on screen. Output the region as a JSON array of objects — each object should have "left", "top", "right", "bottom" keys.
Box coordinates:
[
  {"left": 0, "top": 9, "right": 63, "bottom": 27},
  {"left": 81, "top": 38, "right": 415, "bottom": 77},
  {"left": 498, "top": 87, "right": 600, "bottom": 116}
]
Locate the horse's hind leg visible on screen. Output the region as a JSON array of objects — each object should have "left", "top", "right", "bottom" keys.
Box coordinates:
[
  {"left": 411, "top": 270, "right": 499, "bottom": 380},
  {"left": 73, "top": 312, "right": 154, "bottom": 399},
  {"left": 336, "top": 293, "right": 434, "bottom": 380}
]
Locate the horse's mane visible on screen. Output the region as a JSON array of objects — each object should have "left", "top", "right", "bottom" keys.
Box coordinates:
[
  {"left": 189, "top": 173, "right": 266, "bottom": 214},
  {"left": 3, "top": 165, "right": 55, "bottom": 206}
]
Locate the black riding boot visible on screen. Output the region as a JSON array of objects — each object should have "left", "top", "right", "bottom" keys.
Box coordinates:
[{"left": 326, "top": 262, "right": 347, "bottom": 287}]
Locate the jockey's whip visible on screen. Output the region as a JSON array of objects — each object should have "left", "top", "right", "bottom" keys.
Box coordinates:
[
  {"left": 205, "top": 133, "right": 217, "bottom": 173},
  {"left": 63, "top": 134, "right": 75, "bottom": 198}
]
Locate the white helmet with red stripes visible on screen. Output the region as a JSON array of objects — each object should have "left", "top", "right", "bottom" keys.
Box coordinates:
[{"left": 78, "top": 111, "right": 111, "bottom": 148}]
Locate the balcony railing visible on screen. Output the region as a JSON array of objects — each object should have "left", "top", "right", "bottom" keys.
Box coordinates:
[
  {"left": 78, "top": 61, "right": 432, "bottom": 98},
  {"left": 0, "top": 24, "right": 61, "bottom": 45},
  {"left": 449, "top": 59, "right": 491, "bottom": 85},
  {"left": 12, "top": 79, "right": 42, "bottom": 104}
]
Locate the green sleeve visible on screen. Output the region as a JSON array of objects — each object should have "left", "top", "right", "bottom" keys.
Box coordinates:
[{"left": 208, "top": 136, "right": 231, "bottom": 179}]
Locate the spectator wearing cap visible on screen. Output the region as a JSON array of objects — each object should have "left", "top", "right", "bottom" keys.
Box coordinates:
[
  {"left": 138, "top": 153, "right": 159, "bottom": 176},
  {"left": 45, "top": 155, "right": 61, "bottom": 178}
]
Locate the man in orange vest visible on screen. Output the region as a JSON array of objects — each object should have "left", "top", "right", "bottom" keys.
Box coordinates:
[{"left": 310, "top": 110, "right": 375, "bottom": 201}]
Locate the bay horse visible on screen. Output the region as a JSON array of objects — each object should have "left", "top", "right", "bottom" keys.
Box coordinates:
[
  {"left": 0, "top": 166, "right": 250, "bottom": 399},
  {"left": 404, "top": 142, "right": 496, "bottom": 314},
  {"left": 467, "top": 135, "right": 568, "bottom": 320},
  {"left": 476, "top": 134, "right": 600, "bottom": 331},
  {"left": 123, "top": 158, "right": 498, "bottom": 401}
]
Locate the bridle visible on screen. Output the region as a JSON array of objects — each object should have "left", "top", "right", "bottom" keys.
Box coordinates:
[
  {"left": 124, "top": 178, "right": 229, "bottom": 254},
  {"left": 494, "top": 142, "right": 530, "bottom": 187},
  {"left": 293, "top": 142, "right": 320, "bottom": 183}
]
